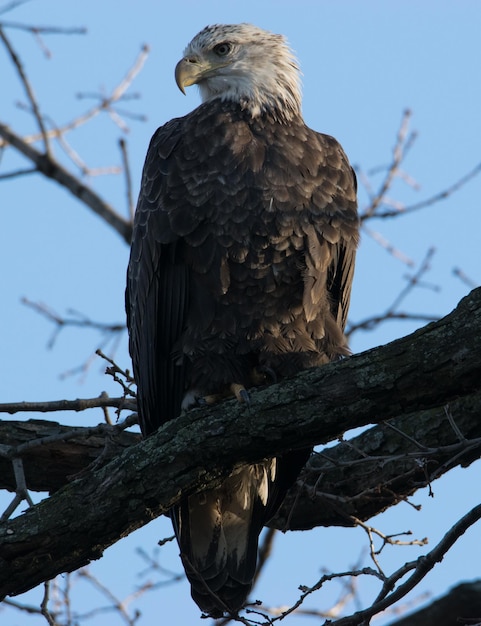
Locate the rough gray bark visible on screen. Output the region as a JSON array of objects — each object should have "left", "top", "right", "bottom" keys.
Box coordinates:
[
  {"left": 0, "top": 288, "right": 480, "bottom": 601},
  {"left": 0, "top": 419, "right": 140, "bottom": 493},
  {"left": 385, "top": 580, "right": 481, "bottom": 626},
  {"left": 1, "top": 386, "right": 480, "bottom": 529},
  {"left": 276, "top": 387, "right": 481, "bottom": 530}
]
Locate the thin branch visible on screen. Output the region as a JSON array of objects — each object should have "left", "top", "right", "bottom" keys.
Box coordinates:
[
  {"left": 119, "top": 137, "right": 135, "bottom": 220},
  {"left": 264, "top": 567, "right": 383, "bottom": 624},
  {"left": 0, "top": 44, "right": 150, "bottom": 241},
  {"left": 0, "top": 122, "right": 132, "bottom": 241},
  {"left": 0, "top": 25, "right": 51, "bottom": 153},
  {"left": 0, "top": 394, "right": 135, "bottom": 417},
  {"left": 361, "top": 109, "right": 415, "bottom": 220},
  {"left": 112, "top": 43, "right": 150, "bottom": 103},
  {"left": 1, "top": 44, "right": 149, "bottom": 151},
  {"left": 53, "top": 127, "right": 121, "bottom": 177},
  {"left": 21, "top": 298, "right": 126, "bottom": 348},
  {"left": 346, "top": 247, "right": 439, "bottom": 337},
  {"left": 1, "top": 457, "right": 35, "bottom": 519},
  {"left": 453, "top": 267, "right": 479, "bottom": 289},
  {"left": 40, "top": 581, "right": 57, "bottom": 626},
  {"left": 1, "top": 596, "right": 45, "bottom": 614},
  {"left": 0, "top": 0, "right": 32, "bottom": 16},
  {"left": 77, "top": 569, "right": 139, "bottom": 626},
  {"left": 360, "top": 224, "right": 415, "bottom": 266},
  {"left": 96, "top": 349, "right": 136, "bottom": 390},
  {"left": 346, "top": 311, "right": 437, "bottom": 337},
  {"left": 327, "top": 503, "right": 481, "bottom": 626},
  {"left": 348, "top": 517, "right": 428, "bottom": 580},
  {"left": 375, "top": 160, "right": 481, "bottom": 218},
  {"left": 0, "top": 165, "right": 36, "bottom": 179},
  {"left": 389, "top": 247, "right": 438, "bottom": 312},
  {"left": 1, "top": 21, "right": 87, "bottom": 35}
]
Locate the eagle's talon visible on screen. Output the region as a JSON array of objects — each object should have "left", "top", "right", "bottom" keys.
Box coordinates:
[
  {"left": 229, "top": 383, "right": 250, "bottom": 405},
  {"left": 202, "top": 393, "right": 221, "bottom": 405},
  {"left": 239, "top": 388, "right": 251, "bottom": 405}
]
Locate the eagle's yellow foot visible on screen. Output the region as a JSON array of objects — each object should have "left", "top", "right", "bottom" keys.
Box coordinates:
[
  {"left": 230, "top": 383, "right": 250, "bottom": 405},
  {"left": 200, "top": 386, "right": 248, "bottom": 404},
  {"left": 183, "top": 384, "right": 250, "bottom": 409},
  {"left": 201, "top": 393, "right": 223, "bottom": 405}
]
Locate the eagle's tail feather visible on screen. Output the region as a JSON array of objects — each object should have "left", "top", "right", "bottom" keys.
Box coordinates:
[
  {"left": 171, "top": 450, "right": 311, "bottom": 617},
  {"left": 171, "top": 462, "right": 275, "bottom": 617}
]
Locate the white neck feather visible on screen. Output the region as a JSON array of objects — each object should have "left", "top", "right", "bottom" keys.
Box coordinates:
[{"left": 186, "top": 24, "right": 302, "bottom": 123}]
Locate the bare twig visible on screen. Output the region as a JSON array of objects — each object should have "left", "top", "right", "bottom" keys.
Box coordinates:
[
  {"left": 40, "top": 582, "right": 57, "bottom": 626},
  {"left": 0, "top": 41, "right": 149, "bottom": 244},
  {"left": 360, "top": 224, "right": 415, "bottom": 266},
  {"left": 1, "top": 21, "right": 86, "bottom": 35},
  {"left": 96, "top": 349, "right": 136, "bottom": 397},
  {"left": 348, "top": 517, "right": 428, "bottom": 579},
  {"left": 0, "top": 0, "right": 32, "bottom": 17},
  {"left": 0, "top": 394, "right": 135, "bottom": 416},
  {"left": 0, "top": 25, "right": 51, "bottom": 153},
  {"left": 119, "top": 137, "right": 135, "bottom": 220},
  {"left": 20, "top": 298, "right": 128, "bottom": 381},
  {"left": 0, "top": 166, "right": 36, "bottom": 179},
  {"left": 453, "top": 267, "right": 478, "bottom": 289},
  {"left": 136, "top": 545, "right": 183, "bottom": 587},
  {"left": 387, "top": 247, "right": 439, "bottom": 313},
  {"left": 267, "top": 567, "right": 383, "bottom": 623},
  {"left": 1, "top": 596, "right": 45, "bottom": 614},
  {"left": 71, "top": 43, "right": 149, "bottom": 133},
  {"left": 0, "top": 122, "right": 132, "bottom": 241},
  {"left": 21, "top": 298, "right": 126, "bottom": 373},
  {"left": 361, "top": 109, "right": 416, "bottom": 220},
  {"left": 326, "top": 503, "right": 481, "bottom": 626},
  {"left": 53, "top": 126, "right": 121, "bottom": 177},
  {"left": 77, "top": 568, "right": 141, "bottom": 626},
  {"left": 1, "top": 457, "right": 34, "bottom": 519},
  {"left": 1, "top": 44, "right": 149, "bottom": 152},
  {"left": 21, "top": 298, "right": 125, "bottom": 344},
  {"left": 346, "top": 311, "right": 437, "bottom": 336},
  {"left": 375, "top": 160, "right": 481, "bottom": 218},
  {"left": 346, "top": 247, "right": 439, "bottom": 337}
]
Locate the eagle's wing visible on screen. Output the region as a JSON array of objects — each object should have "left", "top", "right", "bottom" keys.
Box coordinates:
[
  {"left": 325, "top": 160, "right": 358, "bottom": 333},
  {"left": 126, "top": 119, "right": 189, "bottom": 434},
  {"left": 298, "top": 131, "right": 359, "bottom": 357}
]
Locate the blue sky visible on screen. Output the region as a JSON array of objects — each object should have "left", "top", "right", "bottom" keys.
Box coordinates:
[{"left": 1, "top": 1, "right": 480, "bottom": 624}]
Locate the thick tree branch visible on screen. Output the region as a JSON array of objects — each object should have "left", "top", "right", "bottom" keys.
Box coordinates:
[
  {"left": 1, "top": 386, "right": 480, "bottom": 526},
  {"left": 0, "top": 288, "right": 480, "bottom": 601},
  {"left": 275, "top": 388, "right": 481, "bottom": 530},
  {"left": 0, "top": 417, "right": 139, "bottom": 493},
  {"left": 385, "top": 579, "right": 481, "bottom": 626}
]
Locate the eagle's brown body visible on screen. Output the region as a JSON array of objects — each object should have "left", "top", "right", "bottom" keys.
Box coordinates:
[{"left": 126, "top": 23, "right": 358, "bottom": 617}]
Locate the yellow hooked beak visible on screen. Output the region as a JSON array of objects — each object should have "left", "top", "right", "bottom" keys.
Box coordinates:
[{"left": 175, "top": 57, "right": 205, "bottom": 95}]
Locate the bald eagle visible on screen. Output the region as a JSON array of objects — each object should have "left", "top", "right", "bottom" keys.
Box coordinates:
[{"left": 126, "top": 24, "right": 359, "bottom": 617}]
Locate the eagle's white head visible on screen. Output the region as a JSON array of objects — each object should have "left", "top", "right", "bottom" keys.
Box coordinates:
[{"left": 175, "top": 24, "right": 302, "bottom": 122}]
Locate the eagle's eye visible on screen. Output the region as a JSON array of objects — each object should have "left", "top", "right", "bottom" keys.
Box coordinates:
[{"left": 213, "top": 42, "right": 232, "bottom": 57}]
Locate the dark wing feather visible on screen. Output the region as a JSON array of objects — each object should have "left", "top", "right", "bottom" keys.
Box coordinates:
[
  {"left": 324, "top": 164, "right": 358, "bottom": 333},
  {"left": 126, "top": 120, "right": 188, "bottom": 433}
]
